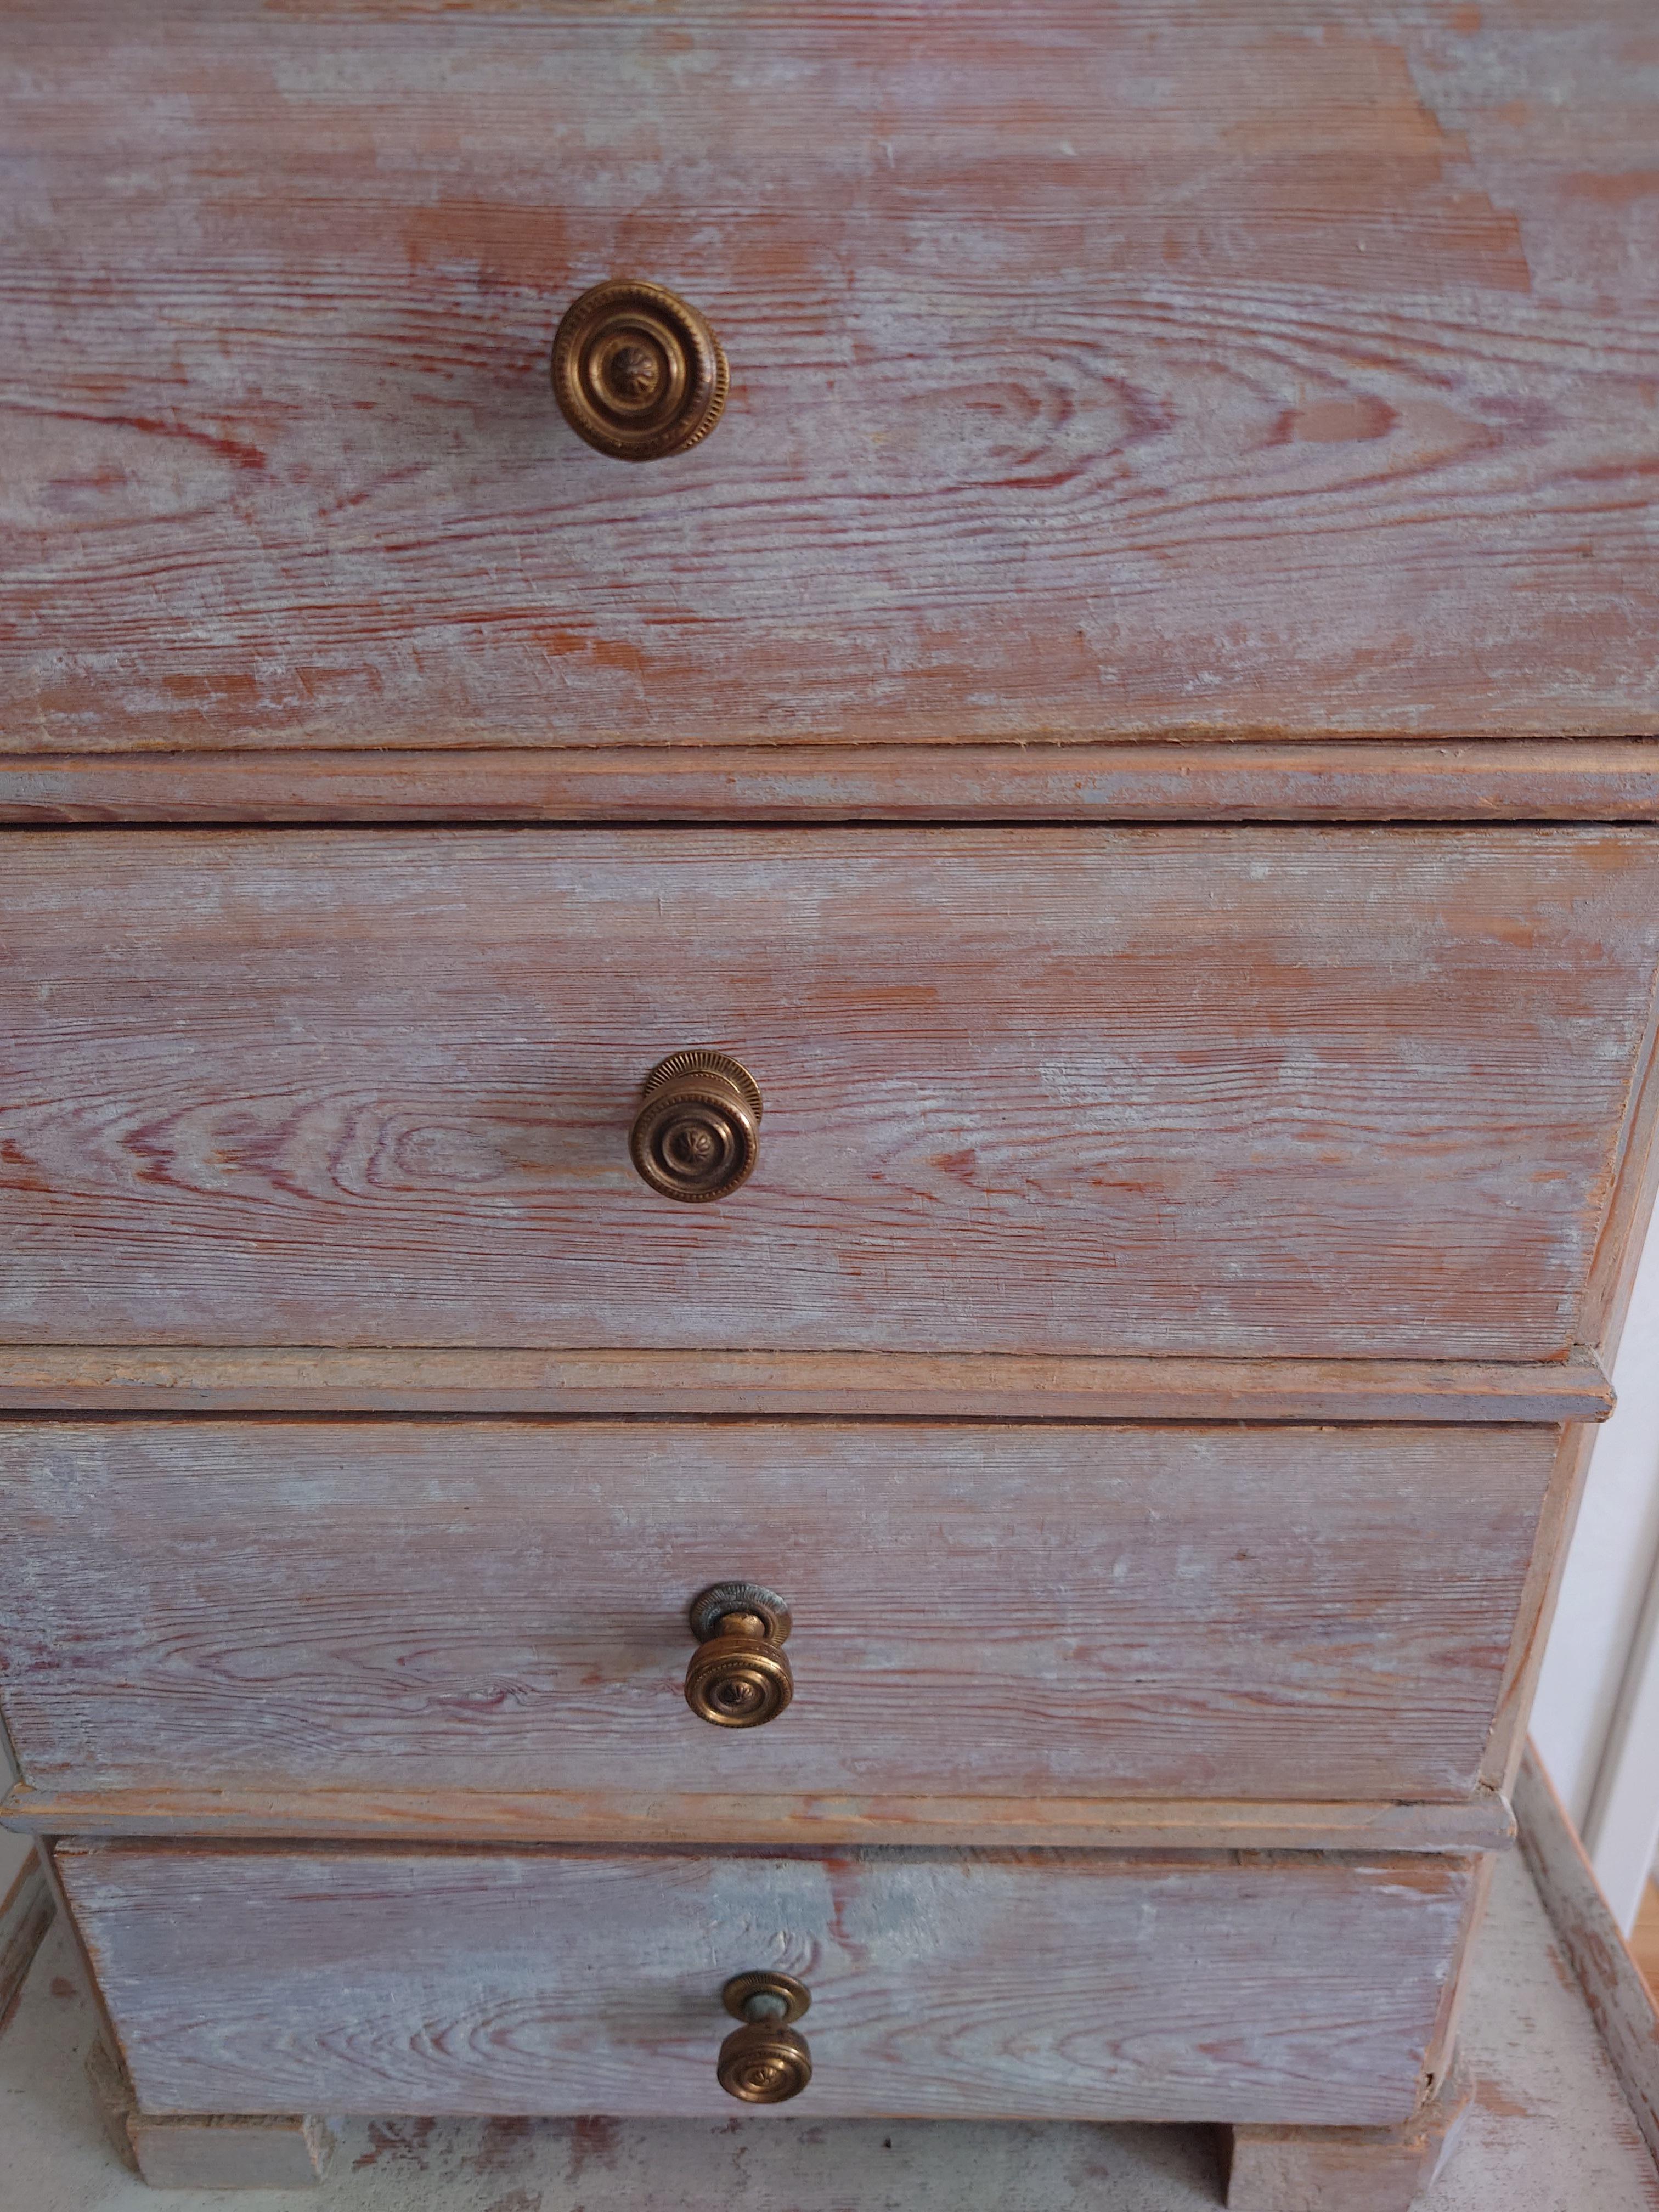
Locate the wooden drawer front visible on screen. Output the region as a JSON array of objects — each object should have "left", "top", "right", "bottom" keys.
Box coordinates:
[
  {"left": 58, "top": 1842, "right": 1475, "bottom": 2124},
  {"left": 0, "top": 1420, "right": 1553, "bottom": 1805},
  {"left": 7, "top": 8, "right": 1656, "bottom": 753},
  {"left": 3, "top": 828, "right": 1656, "bottom": 1358}
]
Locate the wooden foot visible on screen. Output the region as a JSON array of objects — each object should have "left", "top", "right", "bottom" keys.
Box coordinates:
[
  {"left": 0, "top": 1846, "right": 54, "bottom": 2034},
  {"left": 84, "top": 2036, "right": 335, "bottom": 2190},
  {"left": 1224, "top": 2057, "right": 1473, "bottom": 2212}
]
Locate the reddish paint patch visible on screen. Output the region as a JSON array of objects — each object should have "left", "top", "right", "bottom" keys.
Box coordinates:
[
  {"left": 49, "top": 1976, "right": 77, "bottom": 1999},
  {"left": 1473, "top": 2076, "right": 1532, "bottom": 2118},
  {"left": 566, "top": 2115, "right": 621, "bottom": 2181},
  {"left": 353, "top": 2117, "right": 437, "bottom": 2171},
  {"left": 1562, "top": 169, "right": 1659, "bottom": 208},
  {"left": 930, "top": 1147, "right": 979, "bottom": 1183},
  {"left": 159, "top": 673, "right": 265, "bottom": 705},
  {"left": 1542, "top": 1936, "right": 1581, "bottom": 1998},
  {"left": 0, "top": 1138, "right": 47, "bottom": 1192},
  {"left": 1449, "top": 4, "right": 1482, "bottom": 30},
  {"left": 1269, "top": 395, "right": 1397, "bottom": 446},
  {"left": 475, "top": 2115, "right": 537, "bottom": 2172}
]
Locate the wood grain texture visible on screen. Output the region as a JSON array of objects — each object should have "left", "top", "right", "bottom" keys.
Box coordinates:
[
  {"left": 2, "top": 743, "right": 1658, "bottom": 824},
  {"left": 3, "top": 4, "right": 1657, "bottom": 752},
  {"left": 54, "top": 1841, "right": 1478, "bottom": 2124},
  {"left": 3, "top": 827, "right": 1656, "bottom": 1359},
  {"left": 1582, "top": 956, "right": 1659, "bottom": 1367},
  {"left": 0, "top": 1419, "right": 1555, "bottom": 1805},
  {"left": 1514, "top": 1742, "right": 1659, "bottom": 2171},
  {"left": 0, "top": 1346, "right": 1614, "bottom": 1421},
  {"left": 0, "top": 1781, "right": 1515, "bottom": 1856},
  {"left": 0, "top": 1846, "right": 52, "bottom": 2036}
]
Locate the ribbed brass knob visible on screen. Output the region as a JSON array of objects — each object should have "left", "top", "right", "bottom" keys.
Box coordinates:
[
  {"left": 718, "top": 1972, "right": 812, "bottom": 2103},
  {"left": 685, "top": 1582, "right": 793, "bottom": 1728},
  {"left": 551, "top": 279, "right": 728, "bottom": 461},
  {"left": 630, "top": 1051, "right": 761, "bottom": 1204}
]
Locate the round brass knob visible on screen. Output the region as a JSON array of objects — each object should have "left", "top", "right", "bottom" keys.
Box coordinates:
[
  {"left": 685, "top": 1581, "right": 793, "bottom": 1728},
  {"left": 630, "top": 1051, "right": 761, "bottom": 1205},
  {"left": 551, "top": 279, "right": 728, "bottom": 461},
  {"left": 718, "top": 1972, "right": 812, "bottom": 2103}
]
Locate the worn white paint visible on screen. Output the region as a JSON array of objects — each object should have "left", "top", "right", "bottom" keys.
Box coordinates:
[
  {"left": 3, "top": 828, "right": 1656, "bottom": 1359},
  {"left": 4, "top": 6, "right": 1659, "bottom": 752},
  {"left": 58, "top": 1841, "right": 1472, "bottom": 2126},
  {"left": 0, "top": 1419, "right": 1554, "bottom": 1807}
]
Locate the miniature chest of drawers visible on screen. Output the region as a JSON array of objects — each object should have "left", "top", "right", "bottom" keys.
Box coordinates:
[{"left": 2, "top": 5, "right": 1658, "bottom": 2203}]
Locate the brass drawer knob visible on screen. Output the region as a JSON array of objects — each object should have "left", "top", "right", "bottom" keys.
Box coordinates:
[
  {"left": 630, "top": 1051, "right": 761, "bottom": 1204},
  {"left": 718, "top": 1972, "right": 812, "bottom": 2103},
  {"left": 685, "top": 1581, "right": 793, "bottom": 1728},
  {"left": 551, "top": 279, "right": 728, "bottom": 461}
]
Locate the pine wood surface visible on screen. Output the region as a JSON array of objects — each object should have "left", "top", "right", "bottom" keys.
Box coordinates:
[
  {"left": 3, "top": 742, "right": 1658, "bottom": 825},
  {"left": 0, "top": 1781, "right": 1515, "bottom": 1857},
  {"left": 0, "top": 1847, "right": 53, "bottom": 2036},
  {"left": 54, "top": 1839, "right": 1477, "bottom": 2125},
  {"left": 3, "top": 3, "right": 1657, "bottom": 753},
  {"left": 3, "top": 827, "right": 1656, "bottom": 1360},
  {"left": 0, "top": 1419, "right": 1553, "bottom": 1807},
  {"left": 0, "top": 1345, "right": 1614, "bottom": 1420}
]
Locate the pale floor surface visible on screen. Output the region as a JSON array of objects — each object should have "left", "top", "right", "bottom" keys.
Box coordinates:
[{"left": 0, "top": 1853, "right": 1653, "bottom": 2212}]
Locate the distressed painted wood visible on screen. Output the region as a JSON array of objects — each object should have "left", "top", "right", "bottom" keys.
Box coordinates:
[
  {"left": 81, "top": 2035, "right": 143, "bottom": 2177},
  {"left": 0, "top": 1419, "right": 1555, "bottom": 1806},
  {"left": 1, "top": 743, "right": 1657, "bottom": 825},
  {"left": 1583, "top": 964, "right": 1659, "bottom": 1366},
  {"left": 1225, "top": 2054, "right": 1474, "bottom": 2212},
  {"left": 55, "top": 1841, "right": 1477, "bottom": 2124},
  {"left": 4, "top": 5, "right": 1658, "bottom": 753},
  {"left": 4, "top": 1863, "right": 1646, "bottom": 2212},
  {"left": 0, "top": 1346, "right": 1614, "bottom": 1422},
  {"left": 3, "top": 828, "right": 1656, "bottom": 1358},
  {"left": 0, "top": 1847, "right": 52, "bottom": 2036},
  {"left": 1, "top": 1780, "right": 1515, "bottom": 1856},
  {"left": 1482, "top": 1423, "right": 1605, "bottom": 1798},
  {"left": 1515, "top": 1742, "right": 1659, "bottom": 2170}
]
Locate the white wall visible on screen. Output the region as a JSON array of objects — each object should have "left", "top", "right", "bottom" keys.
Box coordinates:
[{"left": 1532, "top": 1200, "right": 1659, "bottom": 1927}]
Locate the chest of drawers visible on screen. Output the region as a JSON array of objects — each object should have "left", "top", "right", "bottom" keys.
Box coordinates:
[{"left": 3, "top": 5, "right": 1658, "bottom": 2204}]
